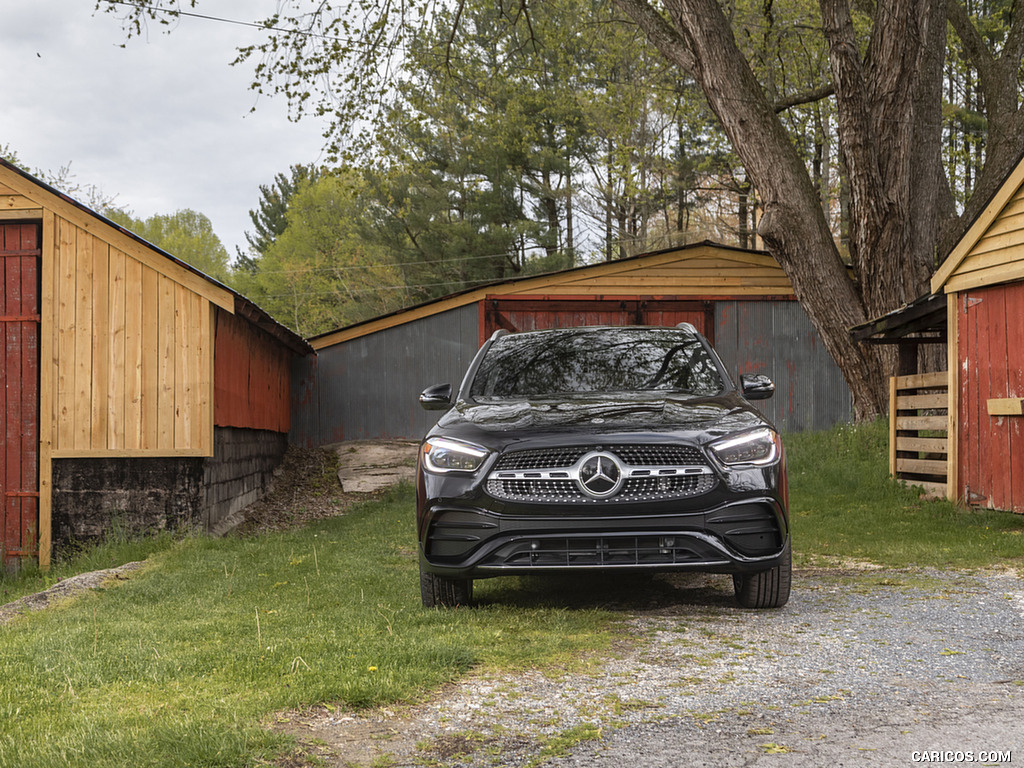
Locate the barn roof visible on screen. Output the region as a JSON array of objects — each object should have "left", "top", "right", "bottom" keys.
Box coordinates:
[
  {"left": 0, "top": 158, "right": 312, "bottom": 355},
  {"left": 308, "top": 240, "right": 793, "bottom": 350},
  {"left": 932, "top": 147, "right": 1024, "bottom": 295}
]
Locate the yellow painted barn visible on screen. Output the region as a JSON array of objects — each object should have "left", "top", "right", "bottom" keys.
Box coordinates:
[{"left": 0, "top": 159, "right": 310, "bottom": 570}]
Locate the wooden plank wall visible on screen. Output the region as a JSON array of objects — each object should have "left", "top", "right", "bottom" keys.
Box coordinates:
[
  {"left": 956, "top": 280, "right": 1024, "bottom": 513},
  {"left": 49, "top": 215, "right": 213, "bottom": 457},
  {"left": 889, "top": 371, "right": 949, "bottom": 499},
  {"left": 946, "top": 186, "right": 1024, "bottom": 293},
  {"left": 519, "top": 249, "right": 794, "bottom": 297},
  {"left": 213, "top": 308, "right": 290, "bottom": 432}
]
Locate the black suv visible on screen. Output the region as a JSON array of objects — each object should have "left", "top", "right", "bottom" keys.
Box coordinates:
[{"left": 416, "top": 324, "right": 790, "bottom": 609}]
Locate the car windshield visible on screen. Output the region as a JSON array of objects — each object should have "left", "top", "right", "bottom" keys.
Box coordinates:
[{"left": 469, "top": 327, "right": 725, "bottom": 400}]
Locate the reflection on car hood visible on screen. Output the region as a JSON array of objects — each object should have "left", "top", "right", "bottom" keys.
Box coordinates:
[{"left": 436, "top": 395, "right": 766, "bottom": 439}]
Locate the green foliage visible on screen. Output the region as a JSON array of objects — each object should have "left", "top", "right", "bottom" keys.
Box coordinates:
[
  {"left": 105, "top": 208, "right": 231, "bottom": 283},
  {"left": 231, "top": 170, "right": 408, "bottom": 336},
  {"left": 240, "top": 163, "right": 322, "bottom": 270}
]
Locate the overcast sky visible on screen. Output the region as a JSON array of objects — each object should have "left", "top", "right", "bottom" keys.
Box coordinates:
[{"left": 1, "top": 1, "right": 328, "bottom": 259}]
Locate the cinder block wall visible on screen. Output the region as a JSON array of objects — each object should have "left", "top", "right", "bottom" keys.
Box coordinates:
[
  {"left": 51, "top": 427, "right": 288, "bottom": 549},
  {"left": 202, "top": 427, "right": 288, "bottom": 530}
]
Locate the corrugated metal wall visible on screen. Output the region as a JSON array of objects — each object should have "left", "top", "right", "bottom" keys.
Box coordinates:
[
  {"left": 291, "top": 303, "right": 481, "bottom": 445},
  {"left": 295, "top": 297, "right": 852, "bottom": 444},
  {"left": 714, "top": 300, "right": 852, "bottom": 431}
]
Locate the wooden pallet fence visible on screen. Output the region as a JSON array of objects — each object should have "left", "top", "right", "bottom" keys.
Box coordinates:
[{"left": 889, "top": 371, "right": 949, "bottom": 498}]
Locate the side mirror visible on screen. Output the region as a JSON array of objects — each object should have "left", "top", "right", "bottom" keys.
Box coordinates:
[
  {"left": 740, "top": 373, "right": 775, "bottom": 401},
  {"left": 419, "top": 383, "right": 453, "bottom": 411}
]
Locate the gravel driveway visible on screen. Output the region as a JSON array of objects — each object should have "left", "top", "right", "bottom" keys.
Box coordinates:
[{"left": 279, "top": 567, "right": 1024, "bottom": 768}]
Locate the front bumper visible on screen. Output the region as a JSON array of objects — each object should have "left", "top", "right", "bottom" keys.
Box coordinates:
[{"left": 418, "top": 495, "right": 789, "bottom": 579}]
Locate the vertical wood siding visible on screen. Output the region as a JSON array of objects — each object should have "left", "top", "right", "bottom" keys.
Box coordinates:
[
  {"left": 49, "top": 216, "right": 213, "bottom": 456},
  {"left": 0, "top": 223, "right": 40, "bottom": 568},
  {"left": 213, "top": 308, "right": 290, "bottom": 432},
  {"left": 956, "top": 279, "right": 1024, "bottom": 512}
]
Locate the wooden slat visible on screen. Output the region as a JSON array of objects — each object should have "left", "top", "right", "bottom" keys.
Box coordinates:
[
  {"left": 174, "top": 285, "right": 191, "bottom": 450},
  {"left": 38, "top": 212, "right": 55, "bottom": 569},
  {"left": 895, "top": 393, "right": 949, "bottom": 410},
  {"left": 56, "top": 219, "right": 77, "bottom": 451},
  {"left": 896, "top": 457, "right": 949, "bottom": 475},
  {"left": 0, "top": 195, "right": 40, "bottom": 212},
  {"left": 947, "top": 292, "right": 960, "bottom": 502},
  {"left": 889, "top": 376, "right": 898, "bottom": 476},
  {"left": 90, "top": 239, "right": 110, "bottom": 450},
  {"left": 123, "top": 256, "right": 143, "bottom": 451},
  {"left": 73, "top": 233, "right": 94, "bottom": 451},
  {"left": 987, "top": 398, "right": 1024, "bottom": 416},
  {"left": 200, "top": 302, "right": 214, "bottom": 455},
  {"left": 895, "top": 436, "right": 948, "bottom": 453},
  {"left": 896, "top": 415, "right": 948, "bottom": 431},
  {"left": 0, "top": 209, "right": 43, "bottom": 220},
  {"left": 140, "top": 266, "right": 159, "bottom": 449},
  {"left": 945, "top": 261, "right": 1024, "bottom": 294},
  {"left": 157, "top": 274, "right": 175, "bottom": 451},
  {"left": 52, "top": 447, "right": 209, "bottom": 459},
  {"left": 894, "top": 371, "right": 948, "bottom": 390},
  {"left": 108, "top": 249, "right": 126, "bottom": 449}
]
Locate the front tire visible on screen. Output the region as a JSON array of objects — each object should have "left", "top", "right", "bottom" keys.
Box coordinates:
[
  {"left": 420, "top": 566, "right": 473, "bottom": 608},
  {"left": 733, "top": 541, "right": 791, "bottom": 609}
]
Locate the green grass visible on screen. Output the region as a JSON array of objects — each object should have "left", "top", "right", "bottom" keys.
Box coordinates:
[
  {"left": 0, "top": 485, "right": 616, "bottom": 768},
  {"left": 787, "top": 419, "right": 1024, "bottom": 570},
  {"left": 2, "top": 421, "right": 1023, "bottom": 767},
  {"left": 0, "top": 528, "right": 180, "bottom": 607}
]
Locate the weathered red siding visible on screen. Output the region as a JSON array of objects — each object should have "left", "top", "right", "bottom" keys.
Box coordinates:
[
  {"left": 957, "top": 279, "right": 1024, "bottom": 512},
  {"left": 1, "top": 223, "right": 40, "bottom": 568},
  {"left": 483, "top": 297, "right": 713, "bottom": 343},
  {"left": 213, "top": 308, "right": 290, "bottom": 433}
]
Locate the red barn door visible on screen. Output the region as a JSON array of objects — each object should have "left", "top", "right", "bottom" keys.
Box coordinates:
[
  {"left": 0, "top": 223, "right": 40, "bottom": 570},
  {"left": 483, "top": 297, "right": 713, "bottom": 344}
]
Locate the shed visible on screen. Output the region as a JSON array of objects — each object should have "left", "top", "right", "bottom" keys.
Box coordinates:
[
  {"left": 931, "top": 151, "right": 1024, "bottom": 513},
  {"left": 0, "top": 159, "right": 312, "bottom": 570},
  {"left": 294, "top": 241, "right": 852, "bottom": 445}
]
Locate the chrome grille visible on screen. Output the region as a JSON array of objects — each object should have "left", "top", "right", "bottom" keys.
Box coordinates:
[
  {"left": 486, "top": 445, "right": 715, "bottom": 504},
  {"left": 492, "top": 448, "right": 588, "bottom": 471}
]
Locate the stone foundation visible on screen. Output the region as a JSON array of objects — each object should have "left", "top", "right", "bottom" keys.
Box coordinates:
[{"left": 51, "top": 427, "right": 288, "bottom": 549}]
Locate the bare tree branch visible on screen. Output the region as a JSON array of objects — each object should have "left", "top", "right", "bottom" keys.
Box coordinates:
[
  {"left": 773, "top": 82, "right": 835, "bottom": 113},
  {"left": 612, "top": 0, "right": 696, "bottom": 73}
]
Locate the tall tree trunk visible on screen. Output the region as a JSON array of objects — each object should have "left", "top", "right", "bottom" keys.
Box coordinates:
[{"left": 618, "top": 0, "right": 892, "bottom": 418}]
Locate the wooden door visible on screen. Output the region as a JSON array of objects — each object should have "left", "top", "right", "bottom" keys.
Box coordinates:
[
  {"left": 483, "top": 297, "right": 712, "bottom": 342},
  {"left": 0, "top": 223, "right": 40, "bottom": 570}
]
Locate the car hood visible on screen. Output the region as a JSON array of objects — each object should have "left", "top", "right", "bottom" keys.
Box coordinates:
[{"left": 431, "top": 394, "right": 771, "bottom": 447}]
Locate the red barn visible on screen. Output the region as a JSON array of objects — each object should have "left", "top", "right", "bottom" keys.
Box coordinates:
[{"left": 932, "top": 153, "right": 1024, "bottom": 513}]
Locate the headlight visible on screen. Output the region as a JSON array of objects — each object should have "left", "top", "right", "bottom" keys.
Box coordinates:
[
  {"left": 422, "top": 437, "right": 490, "bottom": 474},
  {"left": 709, "top": 428, "right": 780, "bottom": 467}
]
